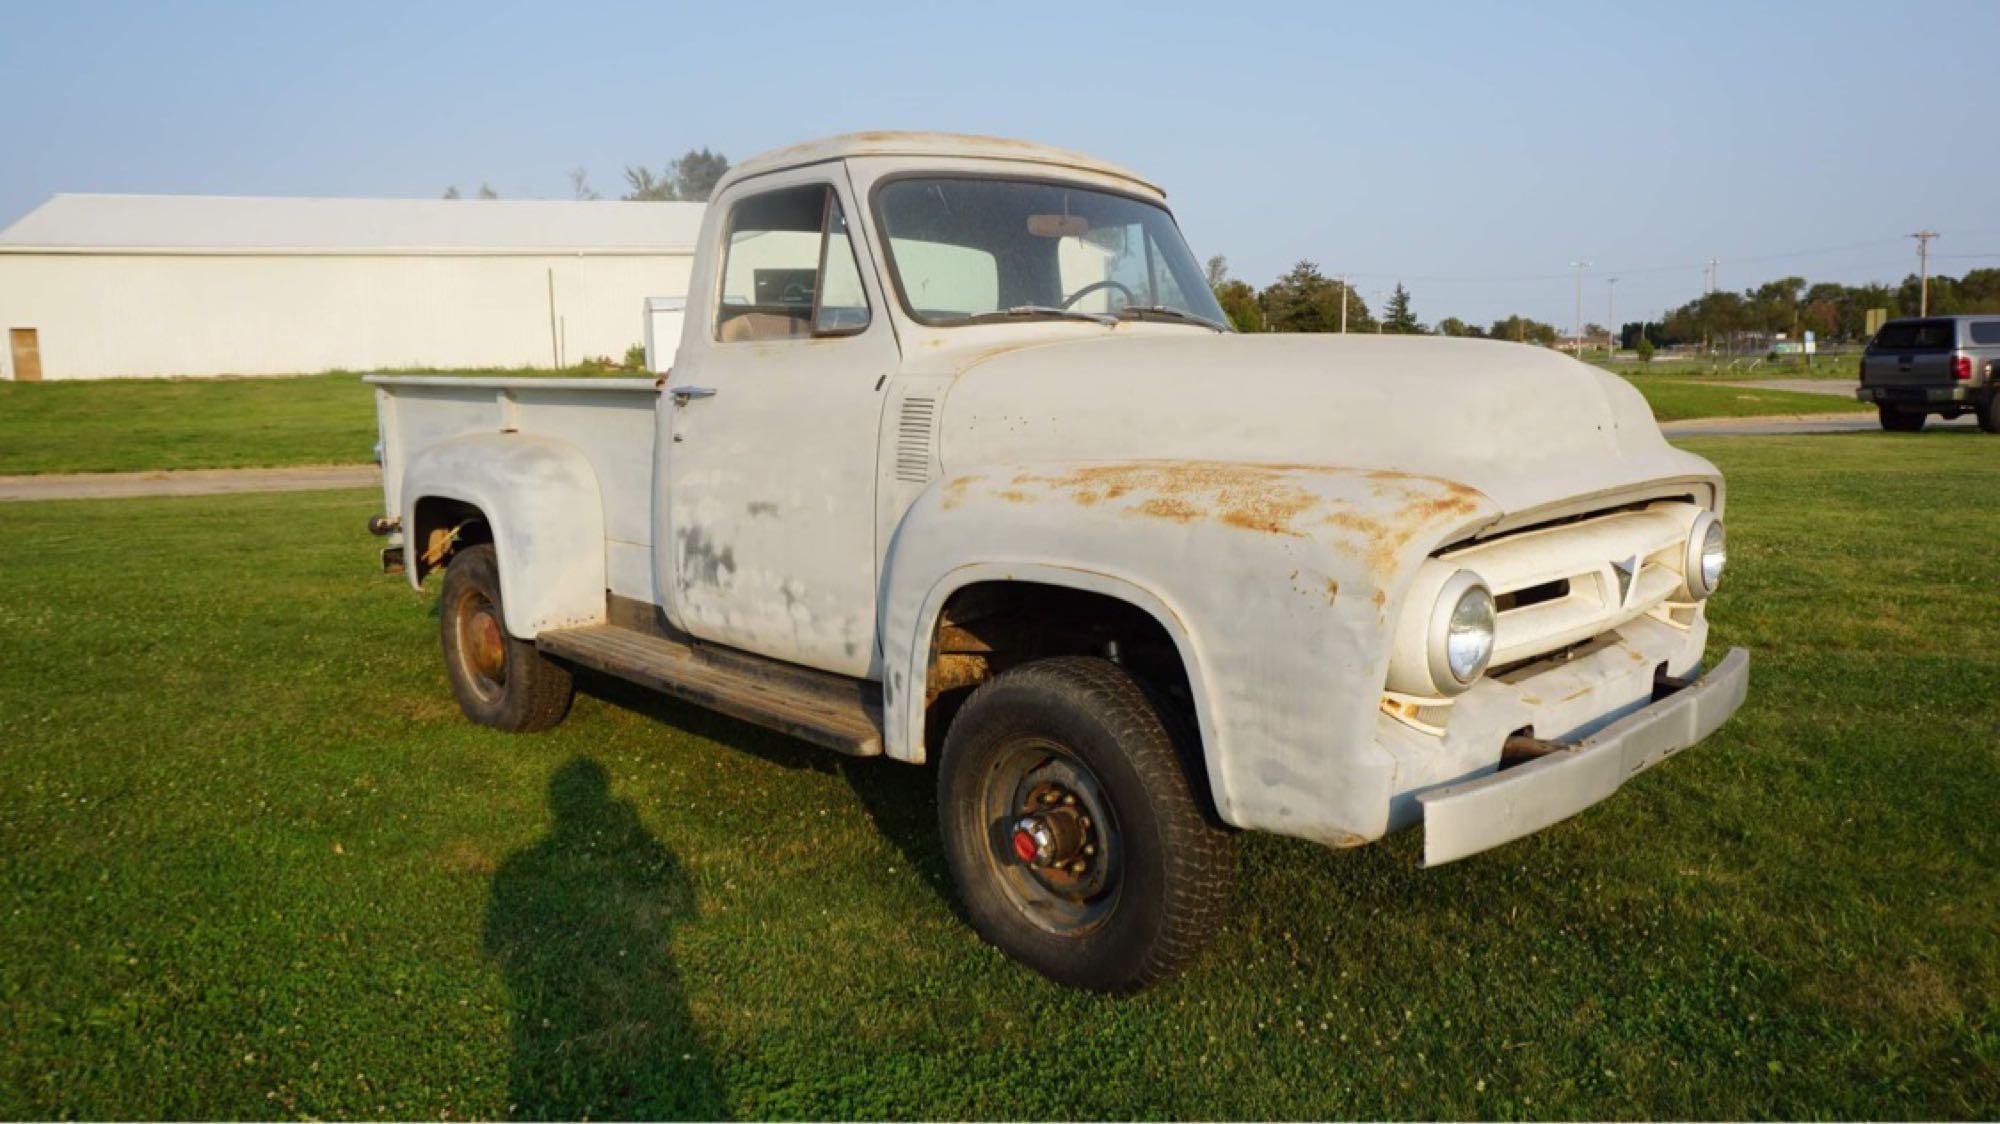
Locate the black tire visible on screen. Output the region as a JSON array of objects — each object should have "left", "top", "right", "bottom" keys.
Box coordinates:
[
  {"left": 1978, "top": 393, "right": 2000, "bottom": 435},
  {"left": 1879, "top": 404, "right": 1926, "bottom": 432},
  {"left": 937, "top": 656, "right": 1233, "bottom": 992},
  {"left": 438, "top": 544, "right": 574, "bottom": 732}
]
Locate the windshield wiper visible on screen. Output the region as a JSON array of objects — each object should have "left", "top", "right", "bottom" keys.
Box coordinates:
[
  {"left": 1115, "top": 305, "right": 1228, "bottom": 332},
  {"left": 949, "top": 305, "right": 1117, "bottom": 326}
]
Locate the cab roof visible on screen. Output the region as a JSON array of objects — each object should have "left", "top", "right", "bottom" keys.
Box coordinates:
[{"left": 716, "top": 132, "right": 1163, "bottom": 197}]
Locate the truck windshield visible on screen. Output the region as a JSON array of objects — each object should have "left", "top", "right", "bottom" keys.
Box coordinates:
[{"left": 874, "top": 177, "right": 1230, "bottom": 329}]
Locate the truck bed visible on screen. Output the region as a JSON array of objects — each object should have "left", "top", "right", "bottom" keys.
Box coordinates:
[{"left": 367, "top": 375, "right": 661, "bottom": 602}]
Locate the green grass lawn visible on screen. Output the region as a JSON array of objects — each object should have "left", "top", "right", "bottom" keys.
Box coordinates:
[
  {"left": 0, "top": 368, "right": 633, "bottom": 477},
  {"left": 1624, "top": 375, "right": 1864, "bottom": 422},
  {"left": 1, "top": 434, "right": 1993, "bottom": 1119}
]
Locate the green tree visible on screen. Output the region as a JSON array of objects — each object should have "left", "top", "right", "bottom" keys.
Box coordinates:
[
  {"left": 442, "top": 185, "right": 461, "bottom": 200},
  {"left": 1382, "top": 283, "right": 1422, "bottom": 334},
  {"left": 476, "top": 183, "right": 498, "bottom": 200},
  {"left": 1214, "top": 280, "right": 1264, "bottom": 332},
  {"left": 1488, "top": 314, "right": 1559, "bottom": 345},
  {"left": 1435, "top": 316, "right": 1482, "bottom": 337},
  {"left": 624, "top": 148, "right": 732, "bottom": 202},
  {"left": 1635, "top": 336, "right": 1656, "bottom": 364},
  {"left": 1259, "top": 261, "right": 1370, "bottom": 333}
]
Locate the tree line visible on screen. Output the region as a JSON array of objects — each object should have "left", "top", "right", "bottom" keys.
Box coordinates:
[
  {"left": 1636, "top": 269, "right": 2000, "bottom": 349},
  {"left": 1208, "top": 256, "right": 1999, "bottom": 347},
  {"left": 1206, "top": 257, "right": 1560, "bottom": 341},
  {"left": 442, "top": 147, "right": 731, "bottom": 203}
]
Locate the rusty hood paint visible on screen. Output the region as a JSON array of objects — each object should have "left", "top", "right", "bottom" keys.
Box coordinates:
[{"left": 935, "top": 332, "right": 1718, "bottom": 522}]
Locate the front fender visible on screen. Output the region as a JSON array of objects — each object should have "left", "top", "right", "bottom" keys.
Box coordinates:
[
  {"left": 878, "top": 460, "right": 1504, "bottom": 847},
  {"left": 399, "top": 432, "right": 607, "bottom": 637}
]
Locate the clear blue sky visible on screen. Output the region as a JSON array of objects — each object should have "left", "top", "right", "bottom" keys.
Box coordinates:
[{"left": 6, "top": 0, "right": 1996, "bottom": 329}]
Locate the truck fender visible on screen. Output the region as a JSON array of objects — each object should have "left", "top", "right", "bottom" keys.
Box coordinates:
[
  {"left": 398, "top": 432, "right": 607, "bottom": 638},
  {"left": 878, "top": 460, "right": 1503, "bottom": 847}
]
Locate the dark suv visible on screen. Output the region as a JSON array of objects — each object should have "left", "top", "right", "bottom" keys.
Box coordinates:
[{"left": 1858, "top": 315, "right": 2000, "bottom": 432}]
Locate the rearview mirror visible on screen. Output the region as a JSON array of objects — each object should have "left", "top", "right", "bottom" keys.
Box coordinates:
[{"left": 1027, "top": 214, "right": 1089, "bottom": 238}]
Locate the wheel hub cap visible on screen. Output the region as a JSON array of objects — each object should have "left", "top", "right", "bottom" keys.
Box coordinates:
[{"left": 469, "top": 610, "right": 506, "bottom": 679}]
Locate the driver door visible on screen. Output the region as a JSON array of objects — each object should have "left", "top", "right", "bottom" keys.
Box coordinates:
[{"left": 657, "top": 169, "right": 899, "bottom": 678}]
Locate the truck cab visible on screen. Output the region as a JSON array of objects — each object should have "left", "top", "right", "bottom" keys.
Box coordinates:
[{"left": 368, "top": 132, "right": 1748, "bottom": 992}]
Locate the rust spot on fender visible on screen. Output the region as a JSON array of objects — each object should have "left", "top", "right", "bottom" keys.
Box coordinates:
[
  {"left": 951, "top": 461, "right": 1491, "bottom": 576},
  {"left": 1325, "top": 578, "right": 1340, "bottom": 604},
  {"left": 940, "top": 474, "right": 983, "bottom": 510}
]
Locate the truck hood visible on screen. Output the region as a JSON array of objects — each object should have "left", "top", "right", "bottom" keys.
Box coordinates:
[{"left": 934, "top": 332, "right": 1720, "bottom": 528}]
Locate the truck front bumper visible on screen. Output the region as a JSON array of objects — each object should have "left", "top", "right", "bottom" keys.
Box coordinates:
[{"left": 1416, "top": 646, "right": 1749, "bottom": 867}]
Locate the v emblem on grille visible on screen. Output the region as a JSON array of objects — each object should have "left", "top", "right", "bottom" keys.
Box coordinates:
[{"left": 1611, "top": 554, "right": 1641, "bottom": 608}]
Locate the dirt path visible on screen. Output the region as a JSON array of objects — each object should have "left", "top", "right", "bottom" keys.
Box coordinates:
[
  {"left": 1, "top": 409, "right": 1985, "bottom": 501},
  {"left": 0, "top": 464, "right": 380, "bottom": 502}
]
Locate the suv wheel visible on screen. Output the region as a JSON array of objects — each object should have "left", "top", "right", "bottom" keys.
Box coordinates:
[
  {"left": 439, "top": 544, "right": 574, "bottom": 732},
  {"left": 1978, "top": 393, "right": 2000, "bottom": 434},
  {"left": 937, "top": 656, "right": 1234, "bottom": 992},
  {"left": 1878, "top": 404, "right": 1926, "bottom": 432}
]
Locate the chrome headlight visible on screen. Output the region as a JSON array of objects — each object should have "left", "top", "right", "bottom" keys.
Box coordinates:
[
  {"left": 1682, "top": 512, "right": 1725, "bottom": 599},
  {"left": 1443, "top": 579, "right": 1497, "bottom": 684},
  {"left": 1387, "top": 565, "right": 1495, "bottom": 698}
]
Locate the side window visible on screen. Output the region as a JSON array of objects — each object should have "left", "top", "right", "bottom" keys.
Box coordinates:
[
  {"left": 716, "top": 185, "right": 872, "bottom": 343},
  {"left": 1970, "top": 321, "right": 2000, "bottom": 346}
]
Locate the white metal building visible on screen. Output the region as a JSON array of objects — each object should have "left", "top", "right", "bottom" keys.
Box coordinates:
[{"left": 0, "top": 194, "right": 706, "bottom": 380}]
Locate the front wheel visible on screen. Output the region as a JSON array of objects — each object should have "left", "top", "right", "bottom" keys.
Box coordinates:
[
  {"left": 937, "top": 657, "right": 1234, "bottom": 992},
  {"left": 1978, "top": 394, "right": 2000, "bottom": 434},
  {"left": 1879, "top": 404, "right": 1926, "bottom": 432},
  {"left": 439, "top": 544, "right": 574, "bottom": 732}
]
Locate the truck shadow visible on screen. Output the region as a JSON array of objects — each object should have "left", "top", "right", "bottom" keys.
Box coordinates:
[
  {"left": 575, "top": 673, "right": 960, "bottom": 912},
  {"left": 484, "top": 757, "right": 730, "bottom": 1120}
]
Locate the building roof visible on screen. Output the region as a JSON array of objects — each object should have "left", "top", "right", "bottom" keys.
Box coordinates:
[
  {"left": 719, "top": 131, "right": 1163, "bottom": 197},
  {"left": 0, "top": 194, "right": 708, "bottom": 255}
]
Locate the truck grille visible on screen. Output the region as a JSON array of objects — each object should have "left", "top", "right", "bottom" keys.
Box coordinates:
[{"left": 1437, "top": 503, "right": 1698, "bottom": 668}]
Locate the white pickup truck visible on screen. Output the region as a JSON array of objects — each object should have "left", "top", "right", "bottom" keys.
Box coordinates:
[{"left": 369, "top": 132, "right": 1748, "bottom": 992}]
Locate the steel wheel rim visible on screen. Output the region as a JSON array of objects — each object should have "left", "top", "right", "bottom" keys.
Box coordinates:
[
  {"left": 978, "top": 736, "right": 1122, "bottom": 936},
  {"left": 452, "top": 587, "right": 508, "bottom": 702}
]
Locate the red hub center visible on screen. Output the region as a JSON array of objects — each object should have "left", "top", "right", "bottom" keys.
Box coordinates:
[{"left": 1010, "top": 828, "right": 1041, "bottom": 864}]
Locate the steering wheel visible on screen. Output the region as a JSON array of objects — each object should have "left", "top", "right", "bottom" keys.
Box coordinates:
[{"left": 1059, "top": 279, "right": 1135, "bottom": 311}]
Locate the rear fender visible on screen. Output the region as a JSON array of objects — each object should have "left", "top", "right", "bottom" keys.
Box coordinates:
[{"left": 399, "top": 432, "right": 607, "bottom": 637}]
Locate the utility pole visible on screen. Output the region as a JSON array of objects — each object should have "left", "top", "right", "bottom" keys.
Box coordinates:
[
  {"left": 1606, "top": 277, "right": 1619, "bottom": 354},
  {"left": 1339, "top": 276, "right": 1349, "bottom": 334},
  {"left": 1570, "top": 260, "right": 1590, "bottom": 352},
  {"left": 1704, "top": 258, "right": 1718, "bottom": 294},
  {"left": 1910, "top": 231, "right": 1938, "bottom": 315}
]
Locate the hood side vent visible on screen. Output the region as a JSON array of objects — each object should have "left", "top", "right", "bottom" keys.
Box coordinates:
[{"left": 894, "top": 396, "right": 937, "bottom": 483}]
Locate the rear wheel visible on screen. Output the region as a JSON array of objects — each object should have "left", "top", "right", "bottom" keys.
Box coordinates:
[
  {"left": 1879, "top": 404, "right": 1926, "bottom": 432},
  {"left": 937, "top": 656, "right": 1233, "bottom": 992},
  {"left": 1978, "top": 393, "right": 2000, "bottom": 434},
  {"left": 439, "top": 544, "right": 574, "bottom": 732}
]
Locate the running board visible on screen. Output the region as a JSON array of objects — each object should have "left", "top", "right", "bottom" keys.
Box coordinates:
[{"left": 536, "top": 624, "right": 884, "bottom": 756}]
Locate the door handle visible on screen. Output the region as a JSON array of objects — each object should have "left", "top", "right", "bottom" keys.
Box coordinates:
[{"left": 669, "top": 385, "right": 717, "bottom": 404}]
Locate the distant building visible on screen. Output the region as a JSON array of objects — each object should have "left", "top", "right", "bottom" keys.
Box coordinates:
[{"left": 0, "top": 194, "right": 704, "bottom": 380}]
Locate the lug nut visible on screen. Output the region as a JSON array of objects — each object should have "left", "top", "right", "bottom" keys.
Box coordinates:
[
  {"left": 1067, "top": 860, "right": 1086, "bottom": 874},
  {"left": 1062, "top": 794, "right": 1077, "bottom": 806},
  {"left": 1082, "top": 843, "right": 1096, "bottom": 856}
]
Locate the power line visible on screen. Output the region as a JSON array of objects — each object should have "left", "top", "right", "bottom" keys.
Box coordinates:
[{"left": 1325, "top": 235, "right": 1911, "bottom": 285}]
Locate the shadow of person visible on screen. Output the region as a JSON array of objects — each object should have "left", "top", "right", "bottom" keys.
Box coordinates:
[{"left": 485, "top": 758, "right": 727, "bottom": 1120}]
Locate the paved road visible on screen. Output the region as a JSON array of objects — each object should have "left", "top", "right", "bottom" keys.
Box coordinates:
[
  {"left": 1720, "top": 378, "right": 1861, "bottom": 397},
  {"left": 1662, "top": 412, "right": 1978, "bottom": 438},
  {"left": 0, "top": 464, "right": 380, "bottom": 502}
]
